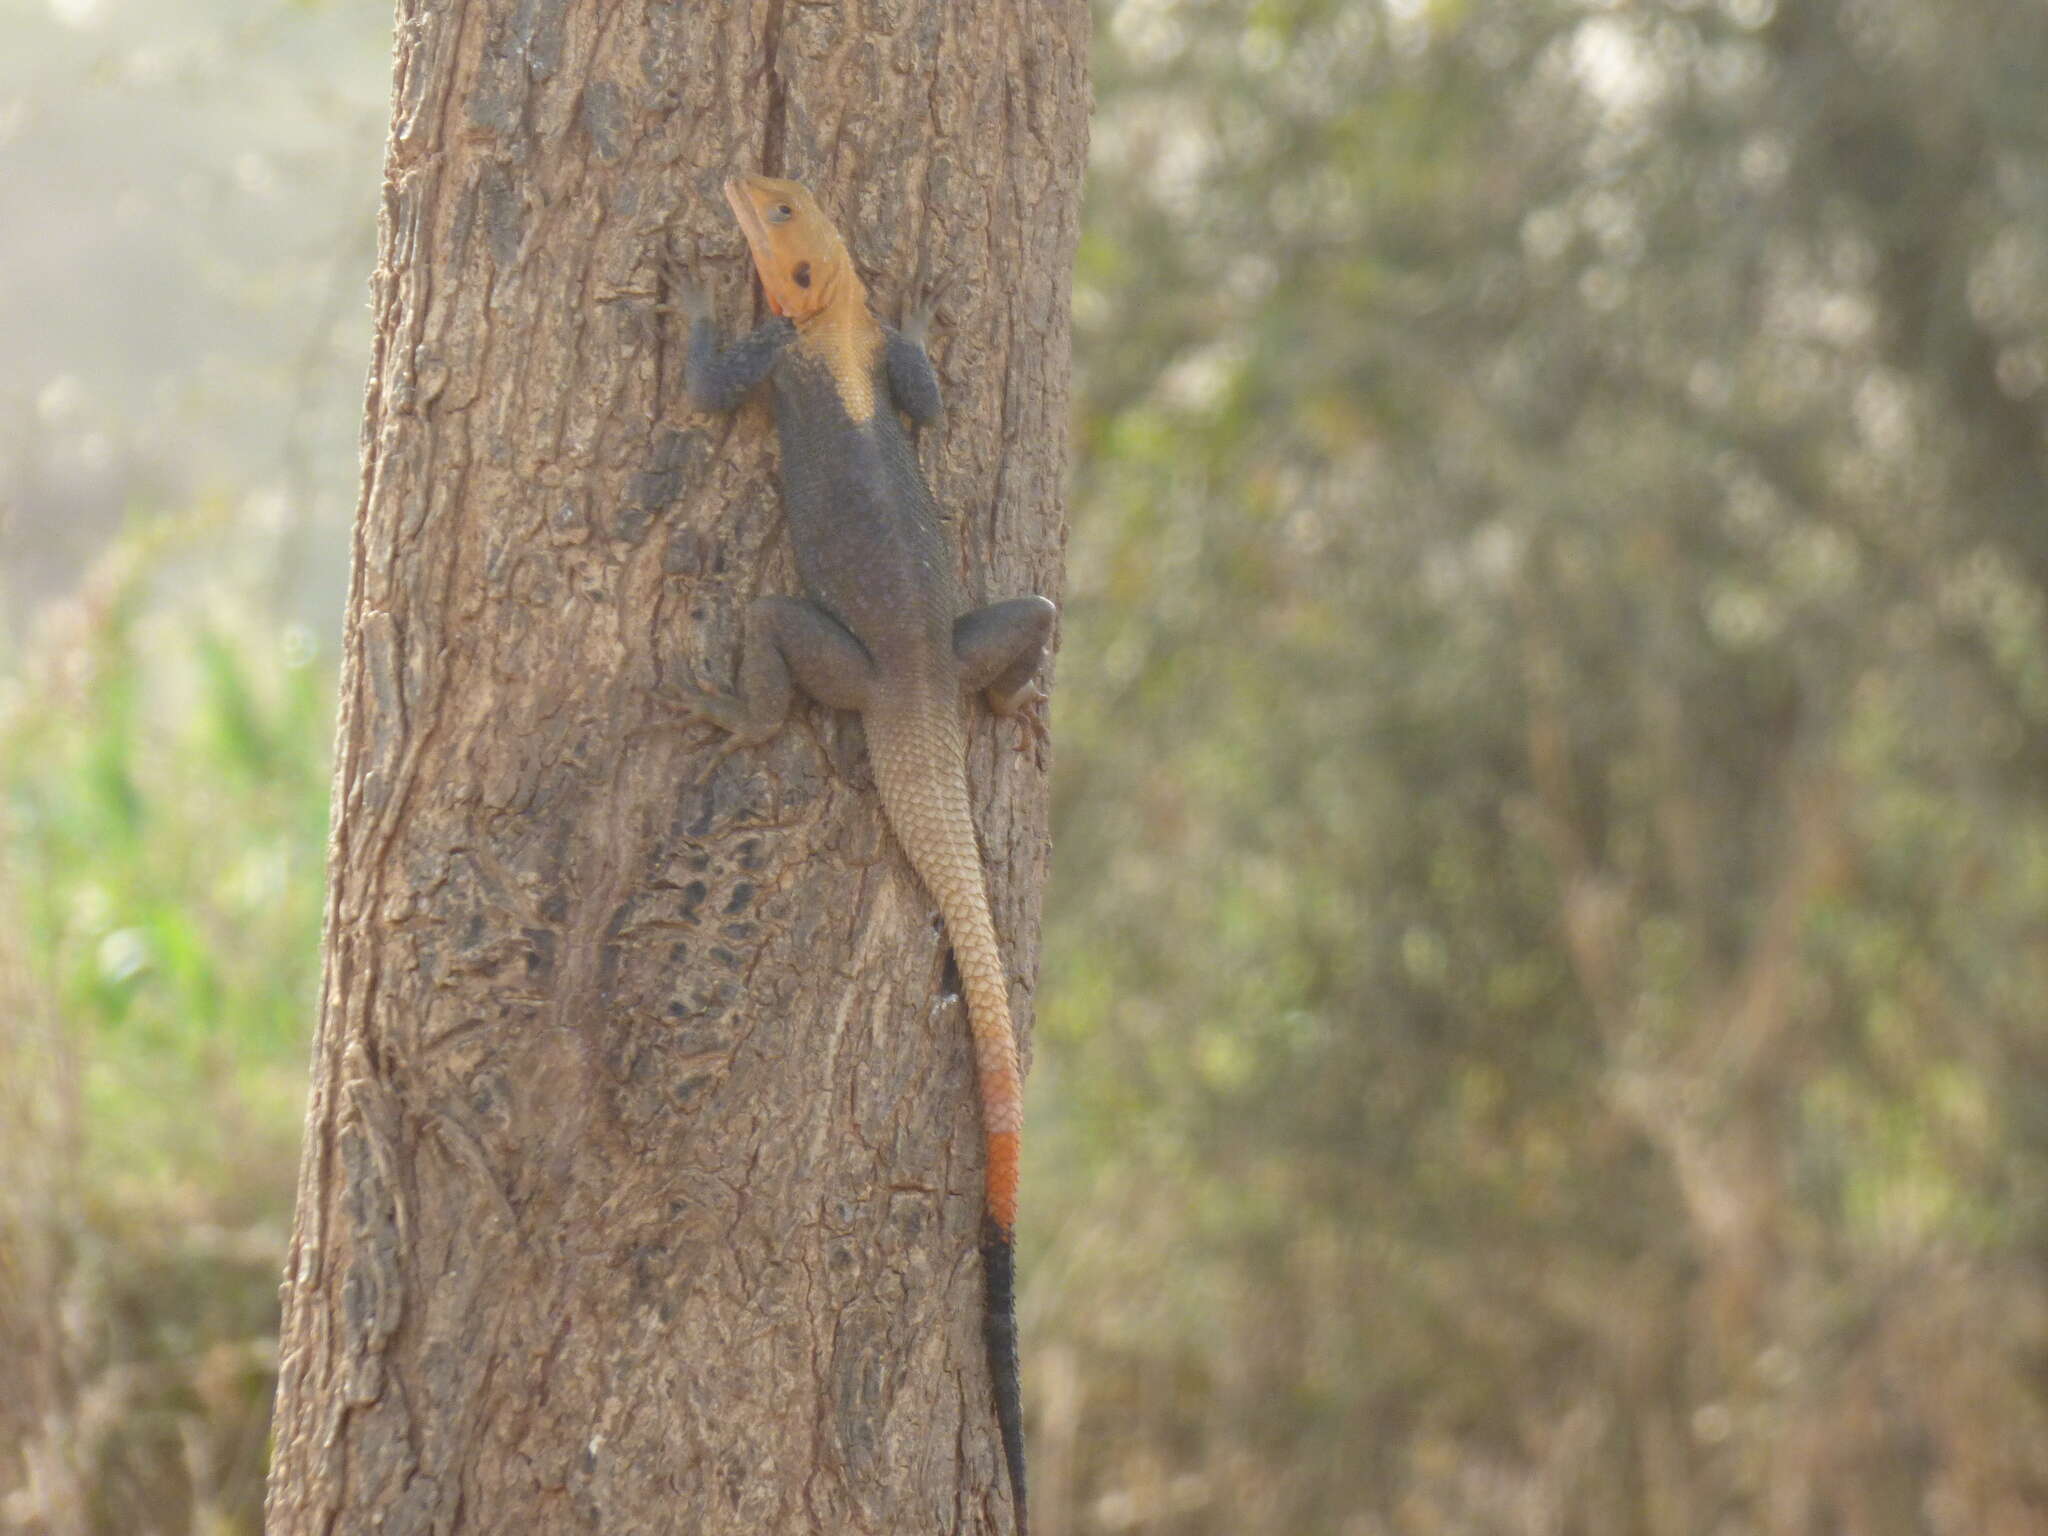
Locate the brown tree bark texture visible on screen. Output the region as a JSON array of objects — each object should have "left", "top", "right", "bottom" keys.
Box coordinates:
[{"left": 264, "top": 3, "right": 1089, "bottom": 1532}]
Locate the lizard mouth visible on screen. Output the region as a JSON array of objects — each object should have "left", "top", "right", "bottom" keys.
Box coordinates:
[
  {"left": 722, "top": 176, "right": 766, "bottom": 245},
  {"left": 723, "top": 176, "right": 787, "bottom": 315}
]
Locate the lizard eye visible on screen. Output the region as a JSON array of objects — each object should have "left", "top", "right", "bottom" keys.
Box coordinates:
[
  {"left": 769, "top": 202, "right": 794, "bottom": 223},
  {"left": 792, "top": 261, "right": 812, "bottom": 289}
]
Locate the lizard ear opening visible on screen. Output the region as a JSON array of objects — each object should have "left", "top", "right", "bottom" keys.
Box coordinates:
[{"left": 792, "top": 261, "right": 812, "bottom": 289}]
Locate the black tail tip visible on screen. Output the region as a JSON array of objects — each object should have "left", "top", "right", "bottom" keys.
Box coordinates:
[{"left": 980, "top": 1217, "right": 1028, "bottom": 1534}]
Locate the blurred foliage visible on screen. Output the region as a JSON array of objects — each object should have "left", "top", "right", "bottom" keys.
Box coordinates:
[
  {"left": 1034, "top": 0, "right": 2048, "bottom": 1532},
  {"left": 6, "top": 0, "right": 2048, "bottom": 1533},
  {"left": 0, "top": 527, "right": 330, "bottom": 1533},
  {"left": 0, "top": 0, "right": 384, "bottom": 629},
  {"left": 4, "top": 528, "right": 329, "bottom": 1181}
]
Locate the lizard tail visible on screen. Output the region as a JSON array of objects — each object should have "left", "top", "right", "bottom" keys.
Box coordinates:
[
  {"left": 981, "top": 1212, "right": 1026, "bottom": 1536},
  {"left": 868, "top": 704, "right": 1028, "bottom": 1533}
]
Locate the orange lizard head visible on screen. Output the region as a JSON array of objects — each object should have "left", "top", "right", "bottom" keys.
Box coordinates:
[{"left": 722, "top": 174, "right": 866, "bottom": 323}]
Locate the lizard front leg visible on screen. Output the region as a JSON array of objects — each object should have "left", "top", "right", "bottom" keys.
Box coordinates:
[
  {"left": 883, "top": 253, "right": 956, "bottom": 425},
  {"left": 671, "top": 264, "right": 794, "bottom": 412},
  {"left": 666, "top": 596, "right": 876, "bottom": 749}
]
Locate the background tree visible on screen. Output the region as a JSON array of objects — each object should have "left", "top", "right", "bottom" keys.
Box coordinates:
[{"left": 259, "top": 3, "right": 1087, "bottom": 1533}]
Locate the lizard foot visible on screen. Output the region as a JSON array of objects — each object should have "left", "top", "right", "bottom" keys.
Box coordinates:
[
  {"left": 901, "top": 245, "right": 960, "bottom": 344},
  {"left": 993, "top": 684, "right": 1051, "bottom": 767},
  {"left": 656, "top": 237, "right": 716, "bottom": 325},
  {"left": 654, "top": 682, "right": 771, "bottom": 759}
]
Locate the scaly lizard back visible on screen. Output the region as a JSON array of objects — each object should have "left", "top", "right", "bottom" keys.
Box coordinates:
[{"left": 679, "top": 174, "right": 1052, "bottom": 1533}]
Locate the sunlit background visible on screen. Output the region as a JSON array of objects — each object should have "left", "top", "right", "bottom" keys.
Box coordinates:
[{"left": 6, "top": 1, "right": 2047, "bottom": 1532}]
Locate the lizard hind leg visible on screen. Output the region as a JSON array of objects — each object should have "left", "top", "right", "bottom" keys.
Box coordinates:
[
  {"left": 954, "top": 596, "right": 1056, "bottom": 756},
  {"left": 665, "top": 596, "right": 876, "bottom": 748},
  {"left": 954, "top": 596, "right": 1055, "bottom": 712}
]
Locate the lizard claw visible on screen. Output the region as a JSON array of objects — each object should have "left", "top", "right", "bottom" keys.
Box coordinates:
[
  {"left": 657, "top": 237, "right": 716, "bottom": 324},
  {"left": 654, "top": 682, "right": 761, "bottom": 758},
  {"left": 901, "top": 245, "right": 960, "bottom": 343},
  {"left": 995, "top": 684, "right": 1051, "bottom": 767}
]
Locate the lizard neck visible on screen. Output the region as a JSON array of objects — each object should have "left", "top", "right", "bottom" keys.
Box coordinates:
[{"left": 796, "top": 297, "right": 883, "bottom": 422}]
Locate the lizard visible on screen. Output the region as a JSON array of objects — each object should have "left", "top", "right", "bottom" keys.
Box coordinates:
[{"left": 668, "top": 173, "right": 1053, "bottom": 1534}]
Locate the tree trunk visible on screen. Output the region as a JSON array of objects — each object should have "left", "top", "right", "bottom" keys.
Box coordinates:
[{"left": 263, "top": 4, "right": 1088, "bottom": 1532}]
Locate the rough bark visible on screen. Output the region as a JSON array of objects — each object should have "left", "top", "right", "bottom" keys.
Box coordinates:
[{"left": 264, "top": 3, "right": 1088, "bottom": 1532}]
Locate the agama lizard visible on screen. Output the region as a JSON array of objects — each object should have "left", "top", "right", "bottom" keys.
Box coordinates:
[{"left": 670, "top": 174, "right": 1053, "bottom": 1533}]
